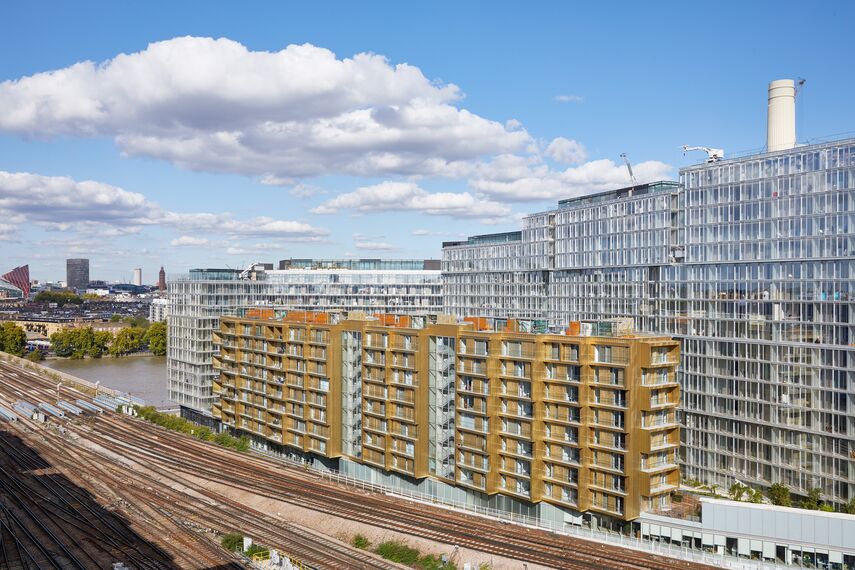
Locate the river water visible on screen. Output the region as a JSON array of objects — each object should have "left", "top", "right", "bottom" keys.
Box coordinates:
[{"left": 43, "top": 356, "right": 173, "bottom": 408}]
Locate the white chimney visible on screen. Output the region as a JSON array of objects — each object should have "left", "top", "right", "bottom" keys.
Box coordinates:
[{"left": 767, "top": 79, "right": 796, "bottom": 152}]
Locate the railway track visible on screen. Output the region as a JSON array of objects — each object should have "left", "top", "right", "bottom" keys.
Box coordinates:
[
  {"left": 0, "top": 361, "right": 406, "bottom": 569},
  {"left": 0, "top": 360, "right": 716, "bottom": 570}
]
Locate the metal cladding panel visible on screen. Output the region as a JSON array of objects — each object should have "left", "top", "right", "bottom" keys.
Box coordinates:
[
  {"left": 841, "top": 517, "right": 855, "bottom": 549},
  {"left": 814, "top": 514, "right": 829, "bottom": 546},
  {"left": 748, "top": 507, "right": 763, "bottom": 536},
  {"left": 788, "top": 514, "right": 802, "bottom": 543},
  {"left": 702, "top": 499, "right": 855, "bottom": 552},
  {"left": 828, "top": 520, "right": 842, "bottom": 546},
  {"left": 762, "top": 542, "right": 775, "bottom": 558},
  {"left": 801, "top": 513, "right": 815, "bottom": 545}
]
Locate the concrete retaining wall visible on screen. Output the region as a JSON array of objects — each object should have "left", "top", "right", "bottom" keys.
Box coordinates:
[{"left": 0, "top": 351, "right": 120, "bottom": 396}]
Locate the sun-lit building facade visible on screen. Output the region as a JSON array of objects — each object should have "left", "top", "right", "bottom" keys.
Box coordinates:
[
  {"left": 443, "top": 139, "right": 855, "bottom": 506},
  {"left": 213, "top": 310, "right": 681, "bottom": 523}
]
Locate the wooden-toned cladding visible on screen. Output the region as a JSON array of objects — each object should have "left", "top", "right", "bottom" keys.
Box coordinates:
[
  {"left": 213, "top": 314, "right": 680, "bottom": 521},
  {"left": 213, "top": 317, "right": 340, "bottom": 458}
]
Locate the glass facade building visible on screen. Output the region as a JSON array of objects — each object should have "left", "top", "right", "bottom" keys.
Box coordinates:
[
  {"left": 168, "top": 264, "right": 442, "bottom": 415},
  {"left": 443, "top": 139, "right": 855, "bottom": 505}
]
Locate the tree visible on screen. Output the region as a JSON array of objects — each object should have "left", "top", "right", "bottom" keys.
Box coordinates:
[
  {"left": 800, "top": 488, "right": 823, "bottom": 510},
  {"left": 25, "top": 349, "right": 44, "bottom": 362},
  {"left": 92, "top": 330, "right": 113, "bottom": 358},
  {"left": 122, "top": 315, "right": 150, "bottom": 329},
  {"left": 729, "top": 482, "right": 747, "bottom": 501},
  {"left": 50, "top": 327, "right": 113, "bottom": 359},
  {"left": 0, "top": 322, "right": 27, "bottom": 356},
  {"left": 34, "top": 291, "right": 83, "bottom": 306},
  {"left": 748, "top": 488, "right": 763, "bottom": 503},
  {"left": 110, "top": 327, "right": 145, "bottom": 356},
  {"left": 768, "top": 483, "right": 792, "bottom": 507},
  {"left": 144, "top": 321, "right": 167, "bottom": 356},
  {"left": 845, "top": 498, "right": 855, "bottom": 515},
  {"left": 110, "top": 314, "right": 122, "bottom": 322}
]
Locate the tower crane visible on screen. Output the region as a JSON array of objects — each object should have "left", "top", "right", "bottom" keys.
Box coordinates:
[
  {"left": 682, "top": 145, "right": 724, "bottom": 163},
  {"left": 619, "top": 153, "right": 638, "bottom": 185}
]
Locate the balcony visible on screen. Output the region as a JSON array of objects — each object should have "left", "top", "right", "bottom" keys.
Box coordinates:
[
  {"left": 641, "top": 413, "right": 678, "bottom": 430},
  {"left": 640, "top": 459, "right": 679, "bottom": 473}
]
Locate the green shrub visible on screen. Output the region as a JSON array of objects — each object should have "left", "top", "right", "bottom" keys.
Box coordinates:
[
  {"left": 418, "top": 554, "right": 456, "bottom": 570},
  {"left": 352, "top": 534, "right": 371, "bottom": 549},
  {"left": 375, "top": 541, "right": 421, "bottom": 566},
  {"left": 221, "top": 533, "right": 242, "bottom": 551},
  {"left": 25, "top": 350, "right": 44, "bottom": 362},
  {"left": 133, "top": 406, "right": 249, "bottom": 452},
  {"left": 729, "top": 482, "right": 747, "bottom": 501},
  {"left": 768, "top": 483, "right": 792, "bottom": 507},
  {"left": 245, "top": 543, "right": 269, "bottom": 557},
  {"left": 800, "top": 488, "right": 823, "bottom": 510}
]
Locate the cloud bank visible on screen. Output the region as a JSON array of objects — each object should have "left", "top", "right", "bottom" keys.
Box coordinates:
[{"left": 0, "top": 171, "right": 328, "bottom": 243}]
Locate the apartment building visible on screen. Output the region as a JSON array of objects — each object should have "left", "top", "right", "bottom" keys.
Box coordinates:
[
  {"left": 443, "top": 100, "right": 855, "bottom": 504},
  {"left": 193, "top": 79, "right": 852, "bottom": 515},
  {"left": 167, "top": 262, "right": 441, "bottom": 419},
  {"left": 212, "top": 310, "right": 680, "bottom": 523}
]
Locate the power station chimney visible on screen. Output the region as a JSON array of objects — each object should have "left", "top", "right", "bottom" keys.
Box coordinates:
[{"left": 767, "top": 79, "right": 796, "bottom": 152}]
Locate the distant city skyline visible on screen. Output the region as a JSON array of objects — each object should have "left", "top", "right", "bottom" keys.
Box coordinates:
[{"left": 1, "top": 2, "right": 854, "bottom": 281}]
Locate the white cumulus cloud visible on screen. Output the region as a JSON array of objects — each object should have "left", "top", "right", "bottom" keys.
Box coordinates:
[
  {"left": 170, "top": 236, "right": 210, "bottom": 247},
  {"left": 354, "top": 240, "right": 398, "bottom": 251},
  {"left": 469, "top": 158, "right": 673, "bottom": 202},
  {"left": 0, "top": 37, "right": 529, "bottom": 180},
  {"left": 0, "top": 171, "right": 329, "bottom": 242},
  {"left": 545, "top": 137, "right": 587, "bottom": 164},
  {"left": 312, "top": 181, "right": 512, "bottom": 220}
]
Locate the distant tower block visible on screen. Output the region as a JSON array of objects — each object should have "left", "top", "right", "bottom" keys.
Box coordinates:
[
  {"left": 158, "top": 267, "right": 167, "bottom": 291},
  {"left": 767, "top": 79, "right": 796, "bottom": 152},
  {"left": 66, "top": 258, "right": 89, "bottom": 291},
  {"left": 133, "top": 268, "right": 143, "bottom": 286}
]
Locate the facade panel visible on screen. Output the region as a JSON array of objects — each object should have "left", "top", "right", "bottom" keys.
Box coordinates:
[
  {"left": 442, "top": 139, "right": 855, "bottom": 505},
  {"left": 213, "top": 311, "right": 680, "bottom": 522},
  {"left": 168, "top": 264, "right": 442, "bottom": 414}
]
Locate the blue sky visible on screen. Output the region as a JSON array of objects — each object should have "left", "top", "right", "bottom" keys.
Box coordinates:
[{"left": 1, "top": 1, "right": 853, "bottom": 283}]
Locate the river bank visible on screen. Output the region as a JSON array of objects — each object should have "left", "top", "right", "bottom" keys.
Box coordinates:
[{"left": 44, "top": 351, "right": 155, "bottom": 360}]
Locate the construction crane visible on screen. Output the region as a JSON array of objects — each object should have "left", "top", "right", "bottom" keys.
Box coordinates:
[
  {"left": 619, "top": 153, "right": 638, "bottom": 185},
  {"left": 682, "top": 145, "right": 724, "bottom": 163},
  {"left": 240, "top": 261, "right": 265, "bottom": 280}
]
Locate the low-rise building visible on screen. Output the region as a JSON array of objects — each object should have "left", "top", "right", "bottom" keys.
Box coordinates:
[{"left": 212, "top": 310, "right": 680, "bottom": 524}]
